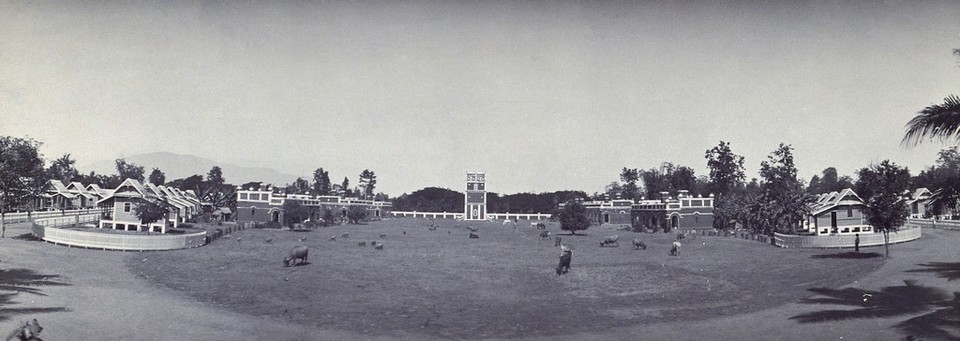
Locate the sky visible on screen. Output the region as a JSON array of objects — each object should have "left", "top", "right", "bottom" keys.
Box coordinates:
[{"left": 1, "top": 1, "right": 959, "bottom": 196}]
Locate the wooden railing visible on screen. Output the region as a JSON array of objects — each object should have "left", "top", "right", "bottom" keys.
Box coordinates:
[
  {"left": 2, "top": 208, "right": 102, "bottom": 224},
  {"left": 908, "top": 218, "right": 960, "bottom": 230},
  {"left": 774, "top": 226, "right": 922, "bottom": 249},
  {"left": 31, "top": 215, "right": 206, "bottom": 251}
]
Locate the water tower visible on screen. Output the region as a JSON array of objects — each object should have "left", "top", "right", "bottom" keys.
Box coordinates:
[{"left": 464, "top": 172, "right": 486, "bottom": 220}]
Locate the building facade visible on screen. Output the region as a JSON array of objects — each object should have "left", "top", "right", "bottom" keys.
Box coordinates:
[
  {"left": 234, "top": 187, "right": 391, "bottom": 224},
  {"left": 464, "top": 172, "right": 486, "bottom": 221},
  {"left": 803, "top": 188, "right": 873, "bottom": 236},
  {"left": 631, "top": 190, "right": 715, "bottom": 232}
]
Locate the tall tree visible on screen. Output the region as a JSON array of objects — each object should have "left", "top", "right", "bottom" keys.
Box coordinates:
[
  {"left": 286, "top": 178, "right": 310, "bottom": 194},
  {"left": 902, "top": 49, "right": 960, "bottom": 146},
  {"left": 46, "top": 153, "right": 79, "bottom": 184},
  {"left": 358, "top": 169, "right": 376, "bottom": 199},
  {"left": 148, "top": 168, "right": 166, "bottom": 186},
  {"left": 311, "top": 168, "right": 331, "bottom": 195},
  {"left": 341, "top": 177, "right": 350, "bottom": 197},
  {"left": 705, "top": 141, "right": 746, "bottom": 229},
  {"left": 115, "top": 158, "right": 145, "bottom": 182},
  {"left": 207, "top": 166, "right": 224, "bottom": 186},
  {"left": 619, "top": 168, "right": 640, "bottom": 201},
  {"left": 758, "top": 143, "right": 812, "bottom": 234},
  {"left": 557, "top": 201, "right": 591, "bottom": 235},
  {"left": 857, "top": 160, "right": 911, "bottom": 258},
  {"left": 135, "top": 198, "right": 170, "bottom": 227},
  {"left": 0, "top": 136, "right": 47, "bottom": 238}
]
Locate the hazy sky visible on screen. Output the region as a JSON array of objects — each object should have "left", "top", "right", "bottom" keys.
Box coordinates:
[{"left": 2, "top": 1, "right": 959, "bottom": 196}]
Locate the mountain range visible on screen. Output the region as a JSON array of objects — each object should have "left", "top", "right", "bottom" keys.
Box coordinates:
[{"left": 80, "top": 152, "right": 301, "bottom": 186}]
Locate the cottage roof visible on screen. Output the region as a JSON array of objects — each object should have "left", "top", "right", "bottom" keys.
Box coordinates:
[
  {"left": 47, "top": 180, "right": 69, "bottom": 194},
  {"left": 811, "top": 188, "right": 863, "bottom": 215},
  {"left": 97, "top": 178, "right": 152, "bottom": 204}
]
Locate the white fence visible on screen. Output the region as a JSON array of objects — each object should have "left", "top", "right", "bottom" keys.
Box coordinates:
[
  {"left": 908, "top": 218, "right": 960, "bottom": 230},
  {"left": 390, "top": 211, "right": 552, "bottom": 221},
  {"left": 2, "top": 208, "right": 101, "bottom": 224},
  {"left": 31, "top": 214, "right": 207, "bottom": 251},
  {"left": 774, "top": 226, "right": 922, "bottom": 249}
]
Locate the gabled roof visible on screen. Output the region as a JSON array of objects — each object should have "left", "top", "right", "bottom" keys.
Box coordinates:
[
  {"left": 47, "top": 180, "right": 69, "bottom": 194},
  {"left": 810, "top": 188, "right": 864, "bottom": 215},
  {"left": 157, "top": 186, "right": 191, "bottom": 209},
  {"left": 97, "top": 178, "right": 151, "bottom": 204}
]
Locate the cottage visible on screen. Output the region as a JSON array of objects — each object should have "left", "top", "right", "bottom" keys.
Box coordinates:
[{"left": 804, "top": 188, "right": 872, "bottom": 236}]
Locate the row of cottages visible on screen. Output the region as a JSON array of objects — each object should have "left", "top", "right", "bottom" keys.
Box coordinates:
[
  {"left": 802, "top": 188, "right": 874, "bottom": 236},
  {"left": 96, "top": 179, "right": 202, "bottom": 233},
  {"left": 39, "top": 180, "right": 108, "bottom": 210},
  {"left": 565, "top": 190, "right": 715, "bottom": 231},
  {"left": 234, "top": 186, "right": 391, "bottom": 225}
]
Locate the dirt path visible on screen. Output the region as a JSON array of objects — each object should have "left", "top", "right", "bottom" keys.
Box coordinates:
[{"left": 2, "top": 222, "right": 957, "bottom": 340}]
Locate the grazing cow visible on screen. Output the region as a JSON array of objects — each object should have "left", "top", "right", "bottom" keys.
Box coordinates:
[
  {"left": 298, "top": 237, "right": 307, "bottom": 242},
  {"left": 503, "top": 219, "right": 511, "bottom": 226},
  {"left": 632, "top": 239, "right": 647, "bottom": 250},
  {"left": 358, "top": 241, "right": 366, "bottom": 247},
  {"left": 329, "top": 235, "right": 337, "bottom": 241},
  {"left": 380, "top": 234, "right": 386, "bottom": 238},
  {"left": 671, "top": 241, "right": 682, "bottom": 256},
  {"left": 265, "top": 238, "right": 273, "bottom": 243},
  {"left": 466, "top": 226, "right": 478, "bottom": 232},
  {"left": 469, "top": 232, "right": 480, "bottom": 239},
  {"left": 531, "top": 222, "right": 538, "bottom": 228},
  {"left": 600, "top": 235, "right": 620, "bottom": 247},
  {"left": 283, "top": 246, "right": 309, "bottom": 267},
  {"left": 374, "top": 244, "right": 384, "bottom": 250},
  {"left": 371, "top": 241, "right": 378, "bottom": 246},
  {"left": 556, "top": 246, "right": 572, "bottom": 275},
  {"left": 403, "top": 231, "right": 406, "bottom": 235},
  {"left": 5, "top": 318, "right": 42, "bottom": 341},
  {"left": 341, "top": 233, "right": 349, "bottom": 239},
  {"left": 536, "top": 222, "right": 547, "bottom": 230},
  {"left": 539, "top": 230, "right": 550, "bottom": 240},
  {"left": 555, "top": 236, "right": 562, "bottom": 247}
]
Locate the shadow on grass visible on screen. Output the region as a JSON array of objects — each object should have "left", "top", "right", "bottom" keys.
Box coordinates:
[
  {"left": 0, "top": 268, "right": 70, "bottom": 322},
  {"left": 906, "top": 262, "right": 960, "bottom": 281},
  {"left": 792, "top": 280, "right": 960, "bottom": 339},
  {"left": 810, "top": 252, "right": 882, "bottom": 259},
  {"left": 10, "top": 233, "right": 41, "bottom": 241},
  {"left": 290, "top": 229, "right": 314, "bottom": 233}
]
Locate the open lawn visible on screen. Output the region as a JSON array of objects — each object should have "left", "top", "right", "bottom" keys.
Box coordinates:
[{"left": 127, "top": 218, "right": 884, "bottom": 339}]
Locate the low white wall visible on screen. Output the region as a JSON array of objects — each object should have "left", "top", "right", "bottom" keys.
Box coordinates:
[{"left": 774, "top": 226, "right": 922, "bottom": 249}]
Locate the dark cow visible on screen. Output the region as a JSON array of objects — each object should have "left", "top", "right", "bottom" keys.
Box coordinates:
[
  {"left": 632, "top": 238, "right": 647, "bottom": 250},
  {"left": 283, "top": 245, "right": 309, "bottom": 267},
  {"left": 554, "top": 236, "right": 562, "bottom": 247},
  {"left": 539, "top": 230, "right": 550, "bottom": 240},
  {"left": 358, "top": 241, "right": 366, "bottom": 247},
  {"left": 469, "top": 232, "right": 479, "bottom": 239},
  {"left": 556, "top": 247, "right": 572, "bottom": 275},
  {"left": 374, "top": 244, "right": 384, "bottom": 250},
  {"left": 600, "top": 235, "right": 620, "bottom": 247},
  {"left": 5, "top": 318, "right": 42, "bottom": 341},
  {"left": 536, "top": 222, "right": 547, "bottom": 230}
]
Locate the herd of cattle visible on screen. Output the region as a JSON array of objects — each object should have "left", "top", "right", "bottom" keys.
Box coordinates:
[{"left": 279, "top": 218, "right": 688, "bottom": 277}]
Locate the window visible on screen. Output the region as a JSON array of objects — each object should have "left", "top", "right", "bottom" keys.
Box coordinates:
[
  {"left": 123, "top": 202, "right": 131, "bottom": 213},
  {"left": 692, "top": 200, "right": 703, "bottom": 207},
  {"left": 239, "top": 193, "right": 248, "bottom": 200},
  {"left": 847, "top": 208, "right": 853, "bottom": 217},
  {"left": 682, "top": 200, "right": 690, "bottom": 207},
  {"left": 251, "top": 207, "right": 256, "bottom": 217}
]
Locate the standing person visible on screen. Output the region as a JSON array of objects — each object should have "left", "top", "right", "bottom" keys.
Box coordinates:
[
  {"left": 556, "top": 244, "right": 572, "bottom": 275},
  {"left": 854, "top": 233, "right": 860, "bottom": 253}
]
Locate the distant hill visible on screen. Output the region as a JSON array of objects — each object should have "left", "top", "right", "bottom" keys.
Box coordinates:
[{"left": 79, "top": 152, "right": 301, "bottom": 186}]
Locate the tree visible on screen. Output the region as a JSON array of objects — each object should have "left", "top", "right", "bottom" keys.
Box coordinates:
[
  {"left": 341, "top": 177, "right": 350, "bottom": 197},
  {"left": 604, "top": 181, "right": 622, "bottom": 199},
  {"left": 46, "top": 153, "right": 79, "bottom": 184},
  {"left": 705, "top": 141, "right": 747, "bottom": 230},
  {"left": 115, "top": 158, "right": 145, "bottom": 181},
  {"left": 321, "top": 207, "right": 336, "bottom": 226},
  {"left": 902, "top": 49, "right": 960, "bottom": 146},
  {"left": 282, "top": 200, "right": 310, "bottom": 227},
  {"left": 312, "top": 168, "right": 331, "bottom": 195},
  {"left": 857, "top": 160, "right": 911, "bottom": 258},
  {"left": 619, "top": 168, "right": 640, "bottom": 201},
  {"left": 346, "top": 205, "right": 368, "bottom": 224},
  {"left": 148, "top": 168, "right": 166, "bottom": 186},
  {"left": 557, "top": 201, "right": 591, "bottom": 235},
  {"left": 359, "top": 169, "right": 376, "bottom": 199},
  {"left": 0, "top": 136, "right": 46, "bottom": 238},
  {"left": 286, "top": 178, "right": 309, "bottom": 194},
  {"left": 758, "top": 143, "right": 812, "bottom": 234},
  {"left": 207, "top": 166, "right": 224, "bottom": 186},
  {"left": 134, "top": 198, "right": 170, "bottom": 227}
]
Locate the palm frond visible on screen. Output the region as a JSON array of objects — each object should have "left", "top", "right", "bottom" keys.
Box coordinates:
[{"left": 902, "top": 95, "right": 960, "bottom": 147}]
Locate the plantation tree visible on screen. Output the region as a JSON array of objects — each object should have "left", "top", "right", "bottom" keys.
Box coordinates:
[
  {"left": 705, "top": 141, "right": 746, "bottom": 230},
  {"left": 0, "top": 137, "right": 47, "bottom": 238},
  {"left": 807, "top": 167, "right": 855, "bottom": 195},
  {"left": 201, "top": 166, "right": 233, "bottom": 208},
  {"left": 115, "top": 158, "right": 145, "bottom": 181},
  {"left": 346, "top": 205, "right": 368, "bottom": 224},
  {"left": 47, "top": 153, "right": 79, "bottom": 184},
  {"left": 619, "top": 168, "right": 641, "bottom": 201},
  {"left": 135, "top": 198, "right": 170, "bottom": 227},
  {"left": 281, "top": 200, "right": 310, "bottom": 227},
  {"left": 759, "top": 143, "right": 813, "bottom": 235},
  {"left": 148, "top": 168, "right": 165, "bottom": 186},
  {"left": 856, "top": 160, "right": 911, "bottom": 258},
  {"left": 311, "top": 168, "right": 331, "bottom": 195},
  {"left": 902, "top": 49, "right": 960, "bottom": 146},
  {"left": 341, "top": 177, "right": 350, "bottom": 196},
  {"left": 557, "top": 201, "right": 591, "bottom": 235},
  {"left": 604, "top": 181, "right": 622, "bottom": 199},
  {"left": 359, "top": 169, "right": 376, "bottom": 199}
]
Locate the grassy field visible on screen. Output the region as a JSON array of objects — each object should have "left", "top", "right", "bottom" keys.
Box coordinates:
[{"left": 127, "top": 218, "right": 884, "bottom": 339}]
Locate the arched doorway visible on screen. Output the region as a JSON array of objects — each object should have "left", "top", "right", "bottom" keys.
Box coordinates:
[
  {"left": 271, "top": 210, "right": 280, "bottom": 223},
  {"left": 670, "top": 214, "right": 679, "bottom": 231},
  {"left": 603, "top": 213, "right": 610, "bottom": 224}
]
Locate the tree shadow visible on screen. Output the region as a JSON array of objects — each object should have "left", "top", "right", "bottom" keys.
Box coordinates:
[
  {"left": 906, "top": 262, "right": 960, "bottom": 281},
  {"left": 0, "top": 268, "right": 70, "bottom": 322},
  {"left": 10, "top": 233, "right": 41, "bottom": 241},
  {"left": 810, "top": 252, "right": 882, "bottom": 259},
  {"left": 792, "top": 280, "right": 960, "bottom": 339}
]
